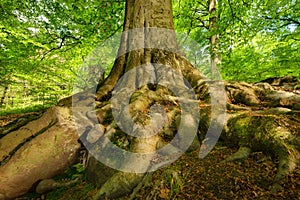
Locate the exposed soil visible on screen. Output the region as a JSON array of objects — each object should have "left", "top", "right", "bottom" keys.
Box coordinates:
[{"left": 136, "top": 147, "right": 300, "bottom": 200}]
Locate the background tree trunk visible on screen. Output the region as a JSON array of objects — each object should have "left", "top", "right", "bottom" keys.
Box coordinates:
[
  {"left": 208, "top": 0, "right": 221, "bottom": 78},
  {"left": 0, "top": 86, "right": 8, "bottom": 107}
]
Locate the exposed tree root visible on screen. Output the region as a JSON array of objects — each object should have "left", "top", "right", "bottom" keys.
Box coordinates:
[
  {"left": 35, "top": 177, "right": 80, "bottom": 194},
  {"left": 0, "top": 106, "right": 81, "bottom": 199},
  {"left": 85, "top": 78, "right": 299, "bottom": 199},
  {"left": 222, "top": 84, "right": 300, "bottom": 188},
  {"left": 221, "top": 146, "right": 252, "bottom": 163},
  {"left": 0, "top": 112, "right": 42, "bottom": 139},
  {"left": 92, "top": 172, "right": 144, "bottom": 200},
  {"left": 0, "top": 73, "right": 299, "bottom": 200}
]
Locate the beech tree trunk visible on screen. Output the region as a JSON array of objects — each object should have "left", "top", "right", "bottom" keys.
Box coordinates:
[
  {"left": 0, "top": 86, "right": 8, "bottom": 107},
  {"left": 0, "top": 0, "right": 299, "bottom": 200},
  {"left": 208, "top": 0, "right": 221, "bottom": 78}
]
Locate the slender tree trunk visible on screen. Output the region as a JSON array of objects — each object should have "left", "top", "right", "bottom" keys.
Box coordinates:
[
  {"left": 0, "top": 86, "right": 8, "bottom": 107},
  {"left": 208, "top": 0, "right": 221, "bottom": 78}
]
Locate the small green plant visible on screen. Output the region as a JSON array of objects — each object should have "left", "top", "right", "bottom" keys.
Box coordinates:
[
  {"left": 53, "top": 163, "right": 86, "bottom": 181},
  {"left": 46, "top": 163, "right": 96, "bottom": 200}
]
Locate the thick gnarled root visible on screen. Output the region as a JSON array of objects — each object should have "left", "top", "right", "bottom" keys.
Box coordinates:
[
  {"left": 86, "top": 83, "right": 199, "bottom": 199},
  {"left": 224, "top": 112, "right": 300, "bottom": 190},
  {"left": 93, "top": 172, "right": 144, "bottom": 200},
  {"left": 221, "top": 146, "right": 252, "bottom": 163},
  {"left": 0, "top": 106, "right": 81, "bottom": 199}
]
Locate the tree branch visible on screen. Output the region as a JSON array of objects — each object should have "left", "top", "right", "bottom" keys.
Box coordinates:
[{"left": 264, "top": 16, "right": 300, "bottom": 27}]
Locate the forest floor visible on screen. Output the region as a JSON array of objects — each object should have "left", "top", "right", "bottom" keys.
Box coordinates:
[{"left": 1, "top": 112, "right": 300, "bottom": 200}]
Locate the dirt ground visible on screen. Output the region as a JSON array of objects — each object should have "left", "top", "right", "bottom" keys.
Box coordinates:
[
  {"left": 43, "top": 146, "right": 300, "bottom": 200},
  {"left": 136, "top": 148, "right": 300, "bottom": 200},
  {"left": 2, "top": 113, "right": 300, "bottom": 200}
]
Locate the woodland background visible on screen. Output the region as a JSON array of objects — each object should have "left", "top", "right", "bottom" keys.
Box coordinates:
[{"left": 1, "top": 0, "right": 299, "bottom": 115}]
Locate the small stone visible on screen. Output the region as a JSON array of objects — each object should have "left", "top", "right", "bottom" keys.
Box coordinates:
[
  {"left": 35, "top": 179, "right": 58, "bottom": 194},
  {"left": 0, "top": 193, "right": 5, "bottom": 200}
]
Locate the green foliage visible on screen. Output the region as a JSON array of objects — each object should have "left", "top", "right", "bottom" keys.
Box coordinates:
[
  {"left": 0, "top": 104, "right": 47, "bottom": 116},
  {"left": 222, "top": 33, "right": 300, "bottom": 82},
  {"left": 53, "top": 163, "right": 86, "bottom": 181},
  {"left": 21, "top": 163, "right": 95, "bottom": 200},
  {"left": 46, "top": 182, "right": 96, "bottom": 200},
  {"left": 0, "top": 0, "right": 125, "bottom": 111},
  {"left": 45, "top": 163, "right": 95, "bottom": 200},
  {"left": 1, "top": 0, "right": 299, "bottom": 114},
  {"left": 173, "top": 0, "right": 300, "bottom": 82}
]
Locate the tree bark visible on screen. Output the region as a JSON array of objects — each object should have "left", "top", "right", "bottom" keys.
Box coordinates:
[
  {"left": 90, "top": 0, "right": 197, "bottom": 198},
  {"left": 208, "top": 0, "right": 221, "bottom": 78},
  {"left": 0, "top": 86, "right": 8, "bottom": 107}
]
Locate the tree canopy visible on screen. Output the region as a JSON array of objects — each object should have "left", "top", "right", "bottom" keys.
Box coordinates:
[
  {"left": 0, "top": 0, "right": 125, "bottom": 112},
  {"left": 173, "top": 0, "right": 299, "bottom": 81},
  {"left": 0, "top": 0, "right": 299, "bottom": 112}
]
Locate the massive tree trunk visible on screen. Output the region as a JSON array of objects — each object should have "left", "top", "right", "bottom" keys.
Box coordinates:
[{"left": 0, "top": 0, "right": 299, "bottom": 199}]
